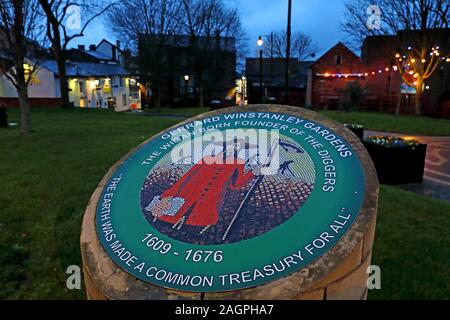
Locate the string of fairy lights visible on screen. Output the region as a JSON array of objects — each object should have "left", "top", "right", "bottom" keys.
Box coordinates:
[
  {"left": 316, "top": 46, "right": 450, "bottom": 87},
  {"left": 395, "top": 46, "right": 450, "bottom": 87}
]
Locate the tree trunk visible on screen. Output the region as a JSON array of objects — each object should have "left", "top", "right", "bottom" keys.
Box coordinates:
[
  {"left": 414, "top": 83, "right": 423, "bottom": 115},
  {"left": 39, "top": 0, "right": 70, "bottom": 108},
  {"left": 53, "top": 42, "right": 70, "bottom": 108},
  {"left": 395, "top": 93, "right": 401, "bottom": 118},
  {"left": 198, "top": 72, "right": 204, "bottom": 108},
  {"left": 57, "top": 53, "right": 70, "bottom": 108},
  {"left": 12, "top": 1, "right": 31, "bottom": 134},
  {"left": 17, "top": 82, "right": 31, "bottom": 134}
]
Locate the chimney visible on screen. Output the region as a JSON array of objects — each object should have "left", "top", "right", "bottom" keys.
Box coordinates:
[
  {"left": 78, "top": 45, "right": 85, "bottom": 50},
  {"left": 112, "top": 45, "right": 116, "bottom": 61},
  {"left": 89, "top": 44, "right": 96, "bottom": 51},
  {"left": 116, "top": 40, "right": 121, "bottom": 50}
]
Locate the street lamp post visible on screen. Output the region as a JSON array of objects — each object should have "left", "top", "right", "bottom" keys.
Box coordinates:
[
  {"left": 257, "top": 36, "right": 264, "bottom": 103},
  {"left": 284, "top": 0, "right": 292, "bottom": 105},
  {"left": 184, "top": 75, "right": 190, "bottom": 96}
]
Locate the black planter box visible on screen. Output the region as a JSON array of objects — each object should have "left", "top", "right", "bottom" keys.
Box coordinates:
[
  {"left": 344, "top": 124, "right": 364, "bottom": 140},
  {"left": 0, "top": 107, "right": 7, "bottom": 128},
  {"left": 363, "top": 142, "right": 427, "bottom": 185}
]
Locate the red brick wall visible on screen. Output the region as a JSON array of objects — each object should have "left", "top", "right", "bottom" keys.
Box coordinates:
[
  {"left": 0, "top": 97, "right": 63, "bottom": 108},
  {"left": 310, "top": 42, "right": 365, "bottom": 109}
]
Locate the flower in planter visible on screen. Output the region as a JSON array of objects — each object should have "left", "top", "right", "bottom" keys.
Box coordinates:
[
  {"left": 344, "top": 123, "right": 363, "bottom": 129},
  {"left": 364, "top": 135, "right": 420, "bottom": 148}
]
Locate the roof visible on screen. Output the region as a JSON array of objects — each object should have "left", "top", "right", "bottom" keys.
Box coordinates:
[
  {"left": 39, "top": 60, "right": 129, "bottom": 77},
  {"left": 82, "top": 50, "right": 112, "bottom": 61},
  {"left": 312, "top": 42, "right": 360, "bottom": 67}
]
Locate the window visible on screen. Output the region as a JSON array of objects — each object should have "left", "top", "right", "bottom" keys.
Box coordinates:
[
  {"left": 122, "top": 94, "right": 127, "bottom": 106},
  {"left": 336, "top": 55, "right": 342, "bottom": 65},
  {"left": 79, "top": 81, "right": 85, "bottom": 95}
]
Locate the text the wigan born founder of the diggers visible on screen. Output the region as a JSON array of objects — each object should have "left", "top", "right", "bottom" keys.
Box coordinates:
[{"left": 96, "top": 111, "right": 365, "bottom": 292}]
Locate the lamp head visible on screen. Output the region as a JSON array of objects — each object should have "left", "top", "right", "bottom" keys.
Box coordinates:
[{"left": 257, "top": 36, "right": 263, "bottom": 47}]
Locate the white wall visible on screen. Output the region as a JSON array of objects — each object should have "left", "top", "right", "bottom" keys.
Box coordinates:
[
  {"left": 28, "top": 67, "right": 59, "bottom": 98},
  {"left": 0, "top": 65, "right": 59, "bottom": 98}
]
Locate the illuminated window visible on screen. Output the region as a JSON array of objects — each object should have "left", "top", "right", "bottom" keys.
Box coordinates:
[{"left": 79, "top": 81, "right": 85, "bottom": 94}]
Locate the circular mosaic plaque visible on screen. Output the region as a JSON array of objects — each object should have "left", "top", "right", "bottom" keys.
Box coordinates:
[{"left": 93, "top": 107, "right": 366, "bottom": 293}]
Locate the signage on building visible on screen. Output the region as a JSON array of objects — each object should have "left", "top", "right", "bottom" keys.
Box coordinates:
[
  {"left": 401, "top": 83, "right": 417, "bottom": 94},
  {"left": 96, "top": 111, "right": 365, "bottom": 292}
]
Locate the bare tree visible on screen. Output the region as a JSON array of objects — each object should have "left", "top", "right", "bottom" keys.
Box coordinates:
[
  {"left": 38, "top": 0, "right": 115, "bottom": 108},
  {"left": 180, "top": 0, "right": 243, "bottom": 107},
  {"left": 0, "top": 0, "right": 45, "bottom": 134},
  {"left": 264, "top": 30, "right": 319, "bottom": 60},
  {"left": 341, "top": 0, "right": 450, "bottom": 114},
  {"left": 107, "top": 0, "right": 183, "bottom": 110}
]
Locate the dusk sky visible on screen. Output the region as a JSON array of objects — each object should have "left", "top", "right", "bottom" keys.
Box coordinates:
[{"left": 71, "top": 0, "right": 350, "bottom": 58}]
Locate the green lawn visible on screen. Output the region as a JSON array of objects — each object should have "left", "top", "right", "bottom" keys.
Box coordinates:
[
  {"left": 140, "top": 106, "right": 210, "bottom": 117},
  {"left": 141, "top": 107, "right": 450, "bottom": 136},
  {"left": 0, "top": 108, "right": 449, "bottom": 299},
  {"left": 321, "top": 110, "right": 450, "bottom": 136}
]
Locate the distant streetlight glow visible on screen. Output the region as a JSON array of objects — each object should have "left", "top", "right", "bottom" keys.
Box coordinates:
[
  {"left": 257, "top": 36, "right": 263, "bottom": 47},
  {"left": 257, "top": 36, "right": 263, "bottom": 103}
]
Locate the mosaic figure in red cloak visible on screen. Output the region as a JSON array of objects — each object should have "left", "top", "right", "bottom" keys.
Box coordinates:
[{"left": 148, "top": 139, "right": 259, "bottom": 232}]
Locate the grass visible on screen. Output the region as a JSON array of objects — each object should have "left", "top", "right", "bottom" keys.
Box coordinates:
[
  {"left": 369, "top": 185, "right": 450, "bottom": 299},
  {"left": 141, "top": 106, "right": 209, "bottom": 117},
  {"left": 143, "top": 107, "right": 450, "bottom": 136},
  {"left": 1, "top": 108, "right": 449, "bottom": 299},
  {"left": 321, "top": 110, "right": 450, "bottom": 136}
]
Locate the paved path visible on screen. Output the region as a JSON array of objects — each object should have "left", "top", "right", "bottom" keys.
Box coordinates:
[{"left": 365, "top": 130, "right": 450, "bottom": 203}]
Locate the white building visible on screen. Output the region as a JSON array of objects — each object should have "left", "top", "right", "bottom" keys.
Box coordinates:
[
  {"left": 41, "top": 60, "right": 140, "bottom": 111},
  {"left": 0, "top": 39, "right": 141, "bottom": 111}
]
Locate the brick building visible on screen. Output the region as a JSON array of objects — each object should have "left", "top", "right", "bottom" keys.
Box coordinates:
[
  {"left": 361, "top": 30, "right": 450, "bottom": 117},
  {"left": 306, "top": 42, "right": 365, "bottom": 109},
  {"left": 306, "top": 32, "right": 450, "bottom": 117}
]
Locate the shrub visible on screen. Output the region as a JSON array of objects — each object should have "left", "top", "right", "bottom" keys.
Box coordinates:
[{"left": 340, "top": 81, "right": 364, "bottom": 112}]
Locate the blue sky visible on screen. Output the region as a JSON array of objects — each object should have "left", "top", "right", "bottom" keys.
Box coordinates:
[{"left": 71, "top": 0, "right": 350, "bottom": 58}]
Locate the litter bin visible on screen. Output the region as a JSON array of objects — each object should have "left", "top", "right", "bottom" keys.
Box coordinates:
[{"left": 0, "top": 104, "right": 7, "bottom": 128}]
